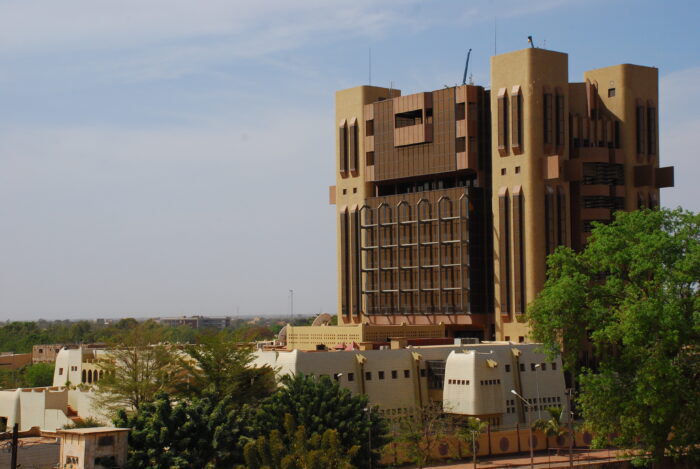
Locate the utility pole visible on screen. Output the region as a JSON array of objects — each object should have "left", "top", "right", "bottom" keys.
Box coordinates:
[
  {"left": 10, "top": 423, "right": 18, "bottom": 469},
  {"left": 567, "top": 388, "right": 574, "bottom": 469},
  {"left": 511, "top": 390, "right": 534, "bottom": 469},
  {"left": 289, "top": 289, "right": 294, "bottom": 325}
]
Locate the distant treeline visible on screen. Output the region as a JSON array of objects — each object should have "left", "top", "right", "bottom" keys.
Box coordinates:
[{"left": 0, "top": 315, "right": 315, "bottom": 354}]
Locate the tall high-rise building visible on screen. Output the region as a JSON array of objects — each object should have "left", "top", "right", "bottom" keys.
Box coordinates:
[{"left": 331, "top": 47, "right": 674, "bottom": 342}]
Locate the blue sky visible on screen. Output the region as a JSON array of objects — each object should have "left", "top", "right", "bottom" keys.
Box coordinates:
[{"left": 0, "top": 0, "right": 698, "bottom": 320}]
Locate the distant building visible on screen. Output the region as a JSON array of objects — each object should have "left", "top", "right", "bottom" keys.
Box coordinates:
[
  {"left": 158, "top": 315, "right": 231, "bottom": 329},
  {"left": 0, "top": 352, "right": 31, "bottom": 371}
]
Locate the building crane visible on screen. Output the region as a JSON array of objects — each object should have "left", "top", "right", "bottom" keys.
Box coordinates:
[{"left": 462, "top": 48, "right": 472, "bottom": 85}]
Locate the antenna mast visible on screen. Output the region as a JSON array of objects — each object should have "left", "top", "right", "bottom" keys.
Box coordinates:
[{"left": 462, "top": 49, "right": 472, "bottom": 85}]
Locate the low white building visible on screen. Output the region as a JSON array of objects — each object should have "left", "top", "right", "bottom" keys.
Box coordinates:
[{"left": 254, "top": 342, "right": 566, "bottom": 427}]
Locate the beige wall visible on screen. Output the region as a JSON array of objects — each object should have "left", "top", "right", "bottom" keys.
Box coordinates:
[
  {"left": 285, "top": 323, "right": 446, "bottom": 351},
  {"left": 335, "top": 86, "right": 401, "bottom": 325},
  {"left": 255, "top": 342, "right": 565, "bottom": 426},
  {"left": 491, "top": 48, "right": 570, "bottom": 342}
]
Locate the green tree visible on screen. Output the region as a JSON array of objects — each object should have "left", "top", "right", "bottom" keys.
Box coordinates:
[
  {"left": 114, "top": 392, "right": 247, "bottom": 469},
  {"left": 396, "top": 401, "right": 452, "bottom": 468},
  {"left": 251, "top": 373, "right": 388, "bottom": 468},
  {"left": 93, "top": 321, "right": 179, "bottom": 414},
  {"left": 527, "top": 208, "right": 700, "bottom": 467},
  {"left": 176, "top": 330, "right": 276, "bottom": 405},
  {"left": 532, "top": 407, "right": 568, "bottom": 454},
  {"left": 456, "top": 416, "right": 488, "bottom": 464},
  {"left": 241, "top": 413, "right": 358, "bottom": 469},
  {"left": 22, "top": 363, "right": 55, "bottom": 387}
]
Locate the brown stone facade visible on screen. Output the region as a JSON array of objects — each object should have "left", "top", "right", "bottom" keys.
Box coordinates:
[{"left": 333, "top": 48, "right": 674, "bottom": 342}]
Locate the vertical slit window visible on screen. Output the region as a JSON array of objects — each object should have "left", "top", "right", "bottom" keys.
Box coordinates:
[
  {"left": 647, "top": 106, "right": 656, "bottom": 156},
  {"left": 544, "top": 93, "right": 553, "bottom": 145},
  {"left": 555, "top": 94, "right": 565, "bottom": 147},
  {"left": 556, "top": 187, "right": 566, "bottom": 247},
  {"left": 348, "top": 120, "right": 358, "bottom": 172},
  {"left": 512, "top": 189, "right": 525, "bottom": 314},
  {"left": 545, "top": 187, "right": 555, "bottom": 255},
  {"left": 497, "top": 88, "right": 509, "bottom": 155},
  {"left": 498, "top": 189, "right": 511, "bottom": 314},
  {"left": 340, "top": 210, "right": 349, "bottom": 316},
  {"left": 350, "top": 210, "right": 360, "bottom": 317},
  {"left": 511, "top": 87, "right": 522, "bottom": 153},
  {"left": 339, "top": 121, "right": 348, "bottom": 173},
  {"left": 636, "top": 105, "right": 646, "bottom": 155}
]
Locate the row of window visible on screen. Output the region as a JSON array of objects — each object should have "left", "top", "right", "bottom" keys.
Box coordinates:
[
  {"left": 505, "top": 396, "right": 562, "bottom": 414},
  {"left": 503, "top": 362, "right": 557, "bottom": 373},
  {"left": 335, "top": 368, "right": 426, "bottom": 382}
]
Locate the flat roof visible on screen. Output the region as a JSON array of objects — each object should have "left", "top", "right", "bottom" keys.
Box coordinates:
[{"left": 57, "top": 427, "right": 129, "bottom": 435}]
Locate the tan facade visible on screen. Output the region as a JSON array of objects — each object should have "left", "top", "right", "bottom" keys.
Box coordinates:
[
  {"left": 333, "top": 84, "right": 493, "bottom": 338},
  {"left": 0, "top": 352, "right": 31, "bottom": 371},
  {"left": 58, "top": 427, "right": 128, "bottom": 469},
  {"left": 333, "top": 47, "right": 674, "bottom": 343},
  {"left": 286, "top": 323, "right": 445, "bottom": 351}
]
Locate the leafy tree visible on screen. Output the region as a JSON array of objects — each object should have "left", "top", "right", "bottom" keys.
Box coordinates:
[
  {"left": 251, "top": 373, "right": 388, "bottom": 468},
  {"left": 241, "top": 413, "right": 358, "bottom": 469},
  {"left": 176, "top": 330, "right": 276, "bottom": 405},
  {"left": 114, "top": 392, "right": 248, "bottom": 469},
  {"left": 396, "top": 401, "right": 452, "bottom": 468},
  {"left": 456, "top": 417, "right": 488, "bottom": 464},
  {"left": 527, "top": 208, "right": 700, "bottom": 467},
  {"left": 22, "top": 363, "right": 55, "bottom": 387},
  {"left": 93, "top": 321, "right": 179, "bottom": 414},
  {"left": 532, "top": 407, "right": 568, "bottom": 454},
  {"left": 63, "top": 417, "right": 107, "bottom": 429}
]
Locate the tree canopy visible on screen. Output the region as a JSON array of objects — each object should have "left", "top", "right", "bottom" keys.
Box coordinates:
[
  {"left": 250, "top": 373, "right": 389, "bottom": 469},
  {"left": 527, "top": 208, "right": 700, "bottom": 467}
]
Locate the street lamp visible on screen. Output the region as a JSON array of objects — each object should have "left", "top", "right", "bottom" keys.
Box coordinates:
[
  {"left": 511, "top": 389, "right": 535, "bottom": 469},
  {"left": 534, "top": 363, "right": 543, "bottom": 420},
  {"left": 471, "top": 418, "right": 480, "bottom": 469},
  {"left": 364, "top": 407, "right": 373, "bottom": 469}
]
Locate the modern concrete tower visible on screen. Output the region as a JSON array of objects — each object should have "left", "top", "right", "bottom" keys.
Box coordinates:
[{"left": 332, "top": 48, "right": 674, "bottom": 343}]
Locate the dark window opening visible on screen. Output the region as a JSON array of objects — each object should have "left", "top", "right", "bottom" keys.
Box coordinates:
[
  {"left": 365, "top": 372, "right": 372, "bottom": 381},
  {"left": 375, "top": 173, "right": 476, "bottom": 197},
  {"left": 608, "top": 88, "right": 616, "bottom": 97},
  {"left": 647, "top": 107, "right": 657, "bottom": 155},
  {"left": 347, "top": 372, "right": 354, "bottom": 382},
  {"left": 404, "top": 369, "right": 410, "bottom": 378},
  {"left": 366, "top": 151, "right": 374, "bottom": 166},
  {"left": 505, "top": 364, "right": 511, "bottom": 372},
  {"left": 583, "top": 196, "right": 624, "bottom": 209},
  {"left": 426, "top": 361, "right": 445, "bottom": 389},
  {"left": 391, "top": 370, "right": 397, "bottom": 379},
  {"left": 395, "top": 109, "right": 424, "bottom": 128},
  {"left": 544, "top": 93, "right": 553, "bottom": 145},
  {"left": 98, "top": 436, "right": 115, "bottom": 446},
  {"left": 455, "top": 102, "right": 465, "bottom": 120},
  {"left": 378, "top": 371, "right": 385, "bottom": 380},
  {"left": 582, "top": 163, "right": 624, "bottom": 185},
  {"left": 456, "top": 136, "right": 466, "bottom": 153},
  {"left": 366, "top": 119, "right": 374, "bottom": 136}
]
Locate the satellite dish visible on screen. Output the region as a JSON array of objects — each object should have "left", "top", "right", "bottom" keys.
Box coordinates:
[{"left": 311, "top": 313, "right": 333, "bottom": 327}]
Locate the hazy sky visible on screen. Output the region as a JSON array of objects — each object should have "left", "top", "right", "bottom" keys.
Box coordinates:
[{"left": 1, "top": 0, "right": 698, "bottom": 321}]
